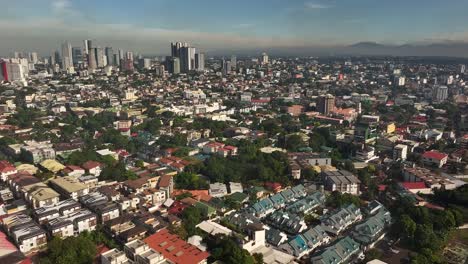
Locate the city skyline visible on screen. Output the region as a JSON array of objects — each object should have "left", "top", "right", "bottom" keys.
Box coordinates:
[{"left": 3, "top": 0, "right": 468, "bottom": 56}]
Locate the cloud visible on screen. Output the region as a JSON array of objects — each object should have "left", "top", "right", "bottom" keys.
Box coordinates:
[{"left": 304, "top": 1, "right": 331, "bottom": 9}]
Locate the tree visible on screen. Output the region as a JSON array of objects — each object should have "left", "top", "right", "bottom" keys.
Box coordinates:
[
  {"left": 285, "top": 134, "right": 305, "bottom": 151},
  {"left": 395, "top": 214, "right": 416, "bottom": 240},
  {"left": 181, "top": 206, "right": 203, "bottom": 238},
  {"left": 326, "top": 191, "right": 361, "bottom": 208},
  {"left": 175, "top": 172, "right": 208, "bottom": 190},
  {"left": 39, "top": 234, "right": 97, "bottom": 264},
  {"left": 205, "top": 235, "right": 256, "bottom": 264}
]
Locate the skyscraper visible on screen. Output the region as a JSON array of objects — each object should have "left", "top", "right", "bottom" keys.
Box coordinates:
[
  {"left": 113, "top": 54, "right": 120, "bottom": 66},
  {"left": 433, "top": 85, "right": 448, "bottom": 102},
  {"left": 261, "top": 52, "right": 269, "bottom": 65},
  {"left": 118, "top": 49, "right": 124, "bottom": 61},
  {"left": 72, "top": 47, "right": 83, "bottom": 65},
  {"left": 179, "top": 47, "right": 195, "bottom": 73},
  {"left": 231, "top": 55, "right": 237, "bottom": 70},
  {"left": 83, "top": 39, "right": 92, "bottom": 54},
  {"left": 88, "top": 48, "right": 97, "bottom": 70},
  {"left": 105, "top": 47, "right": 114, "bottom": 66},
  {"left": 96, "top": 47, "right": 105, "bottom": 67},
  {"left": 171, "top": 42, "right": 184, "bottom": 57},
  {"left": 317, "top": 94, "right": 335, "bottom": 115},
  {"left": 195, "top": 53, "right": 205, "bottom": 71},
  {"left": 29, "top": 52, "right": 38, "bottom": 64},
  {"left": 61, "top": 41, "right": 73, "bottom": 71},
  {"left": 166, "top": 57, "right": 180, "bottom": 74}
]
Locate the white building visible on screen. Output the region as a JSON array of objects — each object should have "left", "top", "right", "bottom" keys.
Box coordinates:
[{"left": 393, "top": 144, "right": 408, "bottom": 161}]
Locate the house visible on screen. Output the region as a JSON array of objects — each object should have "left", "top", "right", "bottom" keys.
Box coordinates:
[
  {"left": 158, "top": 174, "right": 174, "bottom": 198},
  {"left": 322, "top": 170, "right": 361, "bottom": 195},
  {"left": 0, "top": 160, "right": 17, "bottom": 182},
  {"left": 46, "top": 218, "right": 74, "bottom": 238},
  {"left": 266, "top": 210, "right": 307, "bottom": 235},
  {"left": 62, "top": 165, "right": 85, "bottom": 177},
  {"left": 351, "top": 209, "right": 392, "bottom": 249},
  {"left": 67, "top": 209, "right": 98, "bottom": 234},
  {"left": 286, "top": 191, "right": 326, "bottom": 215},
  {"left": 144, "top": 229, "right": 210, "bottom": 264},
  {"left": 209, "top": 182, "right": 228, "bottom": 198},
  {"left": 39, "top": 159, "right": 65, "bottom": 174},
  {"left": 49, "top": 176, "right": 89, "bottom": 200},
  {"left": 22, "top": 182, "right": 60, "bottom": 209},
  {"left": 320, "top": 204, "right": 363, "bottom": 235},
  {"left": 279, "top": 225, "right": 331, "bottom": 257},
  {"left": 124, "top": 239, "right": 167, "bottom": 264},
  {"left": 101, "top": 248, "right": 131, "bottom": 264},
  {"left": 33, "top": 199, "right": 81, "bottom": 225},
  {"left": 422, "top": 151, "right": 448, "bottom": 168},
  {"left": 310, "top": 236, "right": 362, "bottom": 264},
  {"left": 81, "top": 161, "right": 103, "bottom": 176},
  {"left": 2, "top": 214, "right": 47, "bottom": 253}
]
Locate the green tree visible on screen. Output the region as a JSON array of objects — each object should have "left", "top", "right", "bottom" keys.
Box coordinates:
[{"left": 39, "top": 234, "right": 97, "bottom": 264}]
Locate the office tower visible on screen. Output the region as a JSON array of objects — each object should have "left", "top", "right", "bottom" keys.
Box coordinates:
[
  {"left": 84, "top": 40, "right": 92, "bottom": 54},
  {"left": 105, "top": 47, "right": 114, "bottom": 66},
  {"left": 317, "top": 94, "right": 335, "bottom": 115},
  {"left": 0, "top": 60, "right": 25, "bottom": 82},
  {"left": 261, "top": 52, "right": 269, "bottom": 65},
  {"left": 95, "top": 47, "right": 105, "bottom": 67},
  {"left": 88, "top": 48, "right": 97, "bottom": 70},
  {"left": 223, "top": 59, "right": 231, "bottom": 75},
  {"left": 118, "top": 49, "right": 124, "bottom": 61},
  {"left": 52, "top": 50, "right": 60, "bottom": 66},
  {"left": 61, "top": 41, "right": 73, "bottom": 71},
  {"left": 167, "top": 57, "right": 180, "bottom": 74},
  {"left": 195, "top": 53, "right": 205, "bottom": 71},
  {"left": 29, "top": 52, "right": 38, "bottom": 64},
  {"left": 113, "top": 54, "right": 120, "bottom": 66},
  {"left": 433, "top": 85, "right": 448, "bottom": 102},
  {"left": 460, "top": 64, "right": 466, "bottom": 74},
  {"left": 126, "top": 51, "right": 134, "bottom": 61},
  {"left": 72, "top": 47, "right": 83, "bottom": 64},
  {"left": 171, "top": 42, "right": 184, "bottom": 57},
  {"left": 139, "top": 58, "right": 151, "bottom": 69},
  {"left": 231, "top": 55, "right": 237, "bottom": 70},
  {"left": 155, "top": 65, "right": 165, "bottom": 76},
  {"left": 179, "top": 47, "right": 195, "bottom": 73}
]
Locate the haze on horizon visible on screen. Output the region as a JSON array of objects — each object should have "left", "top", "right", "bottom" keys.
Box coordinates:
[{"left": 2, "top": 0, "right": 468, "bottom": 57}]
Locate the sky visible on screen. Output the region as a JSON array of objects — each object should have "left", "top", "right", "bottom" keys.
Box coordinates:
[{"left": 2, "top": 0, "right": 468, "bottom": 56}]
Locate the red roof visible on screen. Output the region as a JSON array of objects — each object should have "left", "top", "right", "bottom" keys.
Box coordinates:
[
  {"left": 401, "top": 182, "right": 428, "bottom": 190},
  {"left": 168, "top": 201, "right": 188, "bottom": 215},
  {"left": 0, "top": 231, "right": 17, "bottom": 253},
  {"left": 378, "top": 185, "right": 387, "bottom": 191},
  {"left": 82, "top": 161, "right": 103, "bottom": 170},
  {"left": 144, "top": 229, "right": 209, "bottom": 264},
  {"left": 422, "top": 151, "right": 448, "bottom": 160},
  {"left": 0, "top": 160, "right": 16, "bottom": 173}
]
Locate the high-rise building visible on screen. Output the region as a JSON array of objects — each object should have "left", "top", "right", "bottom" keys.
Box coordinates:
[
  {"left": 88, "top": 48, "right": 97, "bottom": 70},
  {"left": 113, "top": 54, "right": 120, "bottom": 66},
  {"left": 118, "top": 49, "right": 124, "bottom": 61},
  {"left": 223, "top": 59, "right": 231, "bottom": 75},
  {"left": 179, "top": 47, "right": 195, "bottom": 73},
  {"left": 261, "top": 52, "right": 269, "bottom": 65},
  {"left": 171, "top": 42, "right": 185, "bottom": 58},
  {"left": 95, "top": 47, "right": 105, "bottom": 67},
  {"left": 126, "top": 51, "right": 134, "bottom": 61},
  {"left": 231, "top": 55, "right": 237, "bottom": 70},
  {"left": 72, "top": 47, "right": 83, "bottom": 65},
  {"left": 166, "top": 57, "right": 180, "bottom": 74},
  {"left": 195, "top": 53, "right": 205, "bottom": 71},
  {"left": 139, "top": 58, "right": 151, "bottom": 69},
  {"left": 433, "top": 85, "right": 448, "bottom": 102},
  {"left": 61, "top": 41, "right": 73, "bottom": 71},
  {"left": 105, "top": 47, "right": 114, "bottom": 66},
  {"left": 317, "top": 94, "right": 335, "bottom": 115},
  {"left": 460, "top": 64, "right": 466, "bottom": 74},
  {"left": 29, "top": 52, "right": 38, "bottom": 64},
  {"left": 155, "top": 65, "right": 165, "bottom": 76},
  {"left": 83, "top": 40, "right": 92, "bottom": 54},
  {"left": 52, "top": 50, "right": 60, "bottom": 66},
  {"left": 0, "top": 60, "right": 25, "bottom": 82}
]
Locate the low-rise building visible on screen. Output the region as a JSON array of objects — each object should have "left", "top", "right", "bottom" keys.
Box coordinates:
[
  {"left": 322, "top": 170, "right": 360, "bottom": 195},
  {"left": 49, "top": 176, "right": 89, "bottom": 200}
]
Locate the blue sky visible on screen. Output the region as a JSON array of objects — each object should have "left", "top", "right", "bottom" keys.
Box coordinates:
[{"left": 1, "top": 0, "right": 468, "bottom": 55}]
